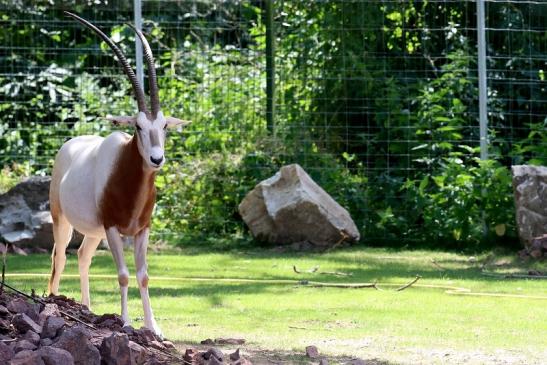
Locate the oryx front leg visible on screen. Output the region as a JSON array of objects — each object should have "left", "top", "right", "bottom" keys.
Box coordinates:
[
  {"left": 134, "top": 227, "right": 162, "bottom": 337},
  {"left": 105, "top": 227, "right": 130, "bottom": 325},
  {"left": 77, "top": 236, "right": 102, "bottom": 309}
]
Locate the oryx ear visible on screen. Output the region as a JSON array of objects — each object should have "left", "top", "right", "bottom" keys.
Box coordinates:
[
  {"left": 165, "top": 116, "right": 191, "bottom": 129},
  {"left": 106, "top": 115, "right": 137, "bottom": 126}
]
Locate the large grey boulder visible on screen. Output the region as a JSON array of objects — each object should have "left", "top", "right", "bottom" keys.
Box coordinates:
[
  {"left": 0, "top": 176, "right": 52, "bottom": 248},
  {"left": 0, "top": 176, "right": 81, "bottom": 249},
  {"left": 238, "top": 164, "right": 360, "bottom": 246},
  {"left": 511, "top": 165, "right": 547, "bottom": 247}
]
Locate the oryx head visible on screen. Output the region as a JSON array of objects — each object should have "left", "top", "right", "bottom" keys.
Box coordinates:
[{"left": 65, "top": 12, "right": 190, "bottom": 170}]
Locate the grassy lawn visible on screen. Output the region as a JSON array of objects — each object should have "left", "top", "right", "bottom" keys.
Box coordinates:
[{"left": 3, "top": 246, "right": 546, "bottom": 364}]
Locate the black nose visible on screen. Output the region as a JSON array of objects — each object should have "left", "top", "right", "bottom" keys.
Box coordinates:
[{"left": 150, "top": 156, "right": 163, "bottom": 165}]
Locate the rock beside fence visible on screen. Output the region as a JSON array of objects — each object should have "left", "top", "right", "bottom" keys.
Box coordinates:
[
  {"left": 511, "top": 165, "right": 547, "bottom": 249},
  {"left": 0, "top": 176, "right": 82, "bottom": 251},
  {"left": 238, "top": 164, "right": 360, "bottom": 247}
]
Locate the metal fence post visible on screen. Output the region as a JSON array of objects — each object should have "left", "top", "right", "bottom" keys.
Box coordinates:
[
  {"left": 134, "top": 0, "right": 144, "bottom": 87},
  {"left": 477, "top": 0, "right": 488, "bottom": 160},
  {"left": 265, "top": 0, "right": 275, "bottom": 133}
]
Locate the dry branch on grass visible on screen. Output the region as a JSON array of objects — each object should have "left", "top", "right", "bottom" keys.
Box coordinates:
[
  {"left": 298, "top": 280, "right": 380, "bottom": 290},
  {"left": 396, "top": 275, "right": 422, "bottom": 291},
  {"left": 296, "top": 274, "right": 422, "bottom": 292}
]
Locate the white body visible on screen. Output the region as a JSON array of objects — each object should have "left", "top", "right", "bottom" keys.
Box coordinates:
[
  {"left": 49, "top": 129, "right": 162, "bottom": 336},
  {"left": 55, "top": 133, "right": 125, "bottom": 237}
]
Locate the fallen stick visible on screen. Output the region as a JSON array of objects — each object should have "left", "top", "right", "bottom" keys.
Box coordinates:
[
  {"left": 395, "top": 275, "right": 421, "bottom": 291},
  {"left": 298, "top": 280, "right": 379, "bottom": 290}
]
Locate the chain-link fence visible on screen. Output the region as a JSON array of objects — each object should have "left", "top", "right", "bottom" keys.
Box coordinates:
[{"left": 1, "top": 1, "right": 545, "bottom": 247}]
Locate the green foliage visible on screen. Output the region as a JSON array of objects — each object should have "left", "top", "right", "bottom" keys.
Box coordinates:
[
  {"left": 0, "top": 163, "right": 32, "bottom": 194},
  {"left": 512, "top": 118, "right": 547, "bottom": 166},
  {"left": 402, "top": 157, "right": 515, "bottom": 249},
  {"left": 0, "top": 1, "right": 544, "bottom": 249}
]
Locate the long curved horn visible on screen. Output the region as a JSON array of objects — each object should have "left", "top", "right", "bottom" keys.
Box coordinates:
[
  {"left": 128, "top": 24, "right": 160, "bottom": 119},
  {"left": 64, "top": 11, "right": 148, "bottom": 114}
]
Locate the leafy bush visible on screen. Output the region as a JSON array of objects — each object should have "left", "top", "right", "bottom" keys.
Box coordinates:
[{"left": 402, "top": 157, "right": 515, "bottom": 249}]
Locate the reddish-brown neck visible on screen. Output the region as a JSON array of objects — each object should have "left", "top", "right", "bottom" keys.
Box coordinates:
[{"left": 99, "top": 135, "right": 157, "bottom": 235}]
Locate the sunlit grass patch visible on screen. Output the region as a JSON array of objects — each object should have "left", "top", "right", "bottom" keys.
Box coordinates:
[{"left": 3, "top": 246, "right": 546, "bottom": 364}]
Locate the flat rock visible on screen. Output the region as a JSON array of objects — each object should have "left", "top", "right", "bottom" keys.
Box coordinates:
[
  {"left": 10, "top": 349, "right": 46, "bottom": 365},
  {"left": 239, "top": 164, "right": 360, "bottom": 247},
  {"left": 13, "top": 339, "right": 37, "bottom": 353},
  {"left": 41, "top": 316, "right": 65, "bottom": 339},
  {"left": 184, "top": 348, "right": 198, "bottom": 363},
  {"left": 52, "top": 325, "right": 100, "bottom": 365},
  {"left": 39, "top": 303, "right": 60, "bottom": 325},
  {"left": 100, "top": 332, "right": 131, "bottom": 365},
  {"left": 40, "top": 338, "right": 53, "bottom": 347},
  {"left": 203, "top": 347, "right": 224, "bottom": 361},
  {"left": 305, "top": 345, "right": 319, "bottom": 358},
  {"left": 0, "top": 304, "right": 9, "bottom": 316},
  {"left": 0, "top": 340, "right": 14, "bottom": 362},
  {"left": 7, "top": 298, "right": 40, "bottom": 322},
  {"left": 11, "top": 313, "right": 42, "bottom": 334},
  {"left": 23, "top": 330, "right": 40, "bottom": 345},
  {"left": 229, "top": 349, "right": 241, "bottom": 361},
  {"left": 38, "top": 346, "right": 74, "bottom": 365},
  {"left": 128, "top": 340, "right": 147, "bottom": 365}
]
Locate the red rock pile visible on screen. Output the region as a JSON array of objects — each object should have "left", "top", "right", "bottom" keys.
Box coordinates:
[
  {"left": 0, "top": 290, "right": 252, "bottom": 365},
  {"left": 0, "top": 291, "right": 177, "bottom": 364}
]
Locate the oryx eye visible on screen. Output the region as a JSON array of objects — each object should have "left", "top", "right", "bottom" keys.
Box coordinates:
[
  {"left": 136, "top": 125, "right": 142, "bottom": 131},
  {"left": 163, "top": 124, "right": 167, "bottom": 130}
]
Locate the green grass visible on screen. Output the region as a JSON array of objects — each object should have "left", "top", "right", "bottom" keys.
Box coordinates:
[{"left": 4, "top": 246, "right": 547, "bottom": 364}]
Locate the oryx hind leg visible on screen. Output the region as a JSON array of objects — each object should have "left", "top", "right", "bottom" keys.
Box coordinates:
[{"left": 48, "top": 214, "right": 73, "bottom": 295}]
